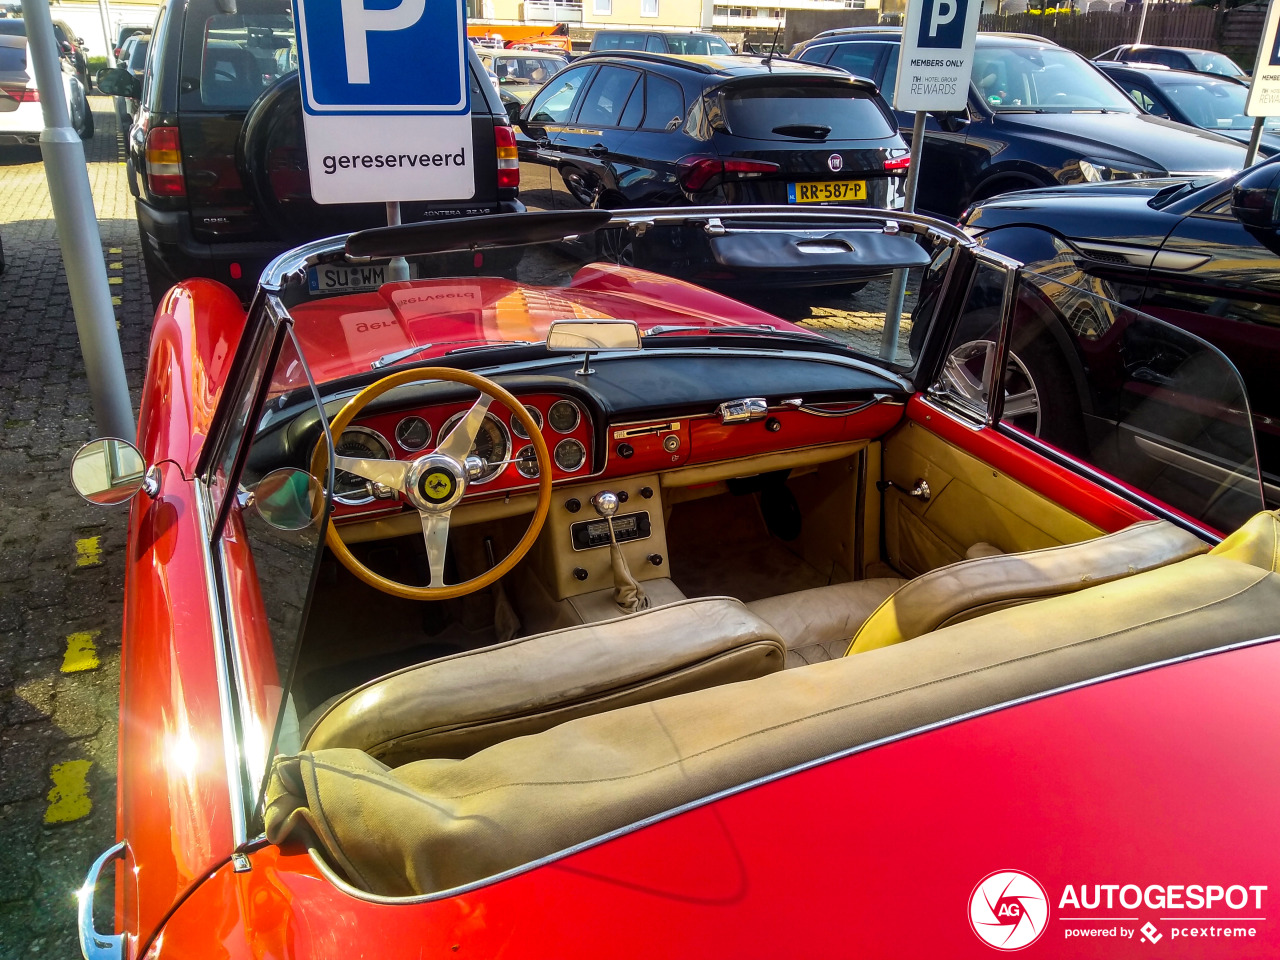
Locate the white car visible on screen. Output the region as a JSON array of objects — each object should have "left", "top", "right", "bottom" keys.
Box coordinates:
[{"left": 0, "top": 34, "right": 93, "bottom": 144}]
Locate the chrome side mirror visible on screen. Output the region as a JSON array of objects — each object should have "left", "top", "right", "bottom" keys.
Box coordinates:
[
  {"left": 70, "top": 438, "right": 155, "bottom": 506},
  {"left": 244, "top": 468, "right": 325, "bottom": 531}
]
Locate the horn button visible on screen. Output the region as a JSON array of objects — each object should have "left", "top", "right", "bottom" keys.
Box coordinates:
[{"left": 407, "top": 455, "right": 467, "bottom": 512}]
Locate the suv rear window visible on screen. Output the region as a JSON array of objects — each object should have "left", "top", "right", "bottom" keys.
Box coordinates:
[
  {"left": 0, "top": 43, "right": 26, "bottom": 73},
  {"left": 195, "top": 11, "right": 295, "bottom": 109},
  {"left": 665, "top": 35, "right": 731, "bottom": 55},
  {"left": 594, "top": 33, "right": 646, "bottom": 51},
  {"left": 721, "top": 84, "right": 894, "bottom": 140}
]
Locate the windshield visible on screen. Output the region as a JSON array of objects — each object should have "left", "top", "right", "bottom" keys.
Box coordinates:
[
  {"left": 1157, "top": 76, "right": 1277, "bottom": 131},
  {"left": 489, "top": 54, "right": 564, "bottom": 82},
  {"left": 974, "top": 45, "right": 1138, "bottom": 112},
  {"left": 1188, "top": 50, "right": 1244, "bottom": 77},
  {"left": 666, "top": 34, "right": 732, "bottom": 55}
]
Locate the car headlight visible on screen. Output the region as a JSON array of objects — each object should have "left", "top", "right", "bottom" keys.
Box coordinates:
[{"left": 1076, "top": 158, "right": 1163, "bottom": 183}]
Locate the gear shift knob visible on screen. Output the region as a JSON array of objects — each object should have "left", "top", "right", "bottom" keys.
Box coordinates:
[{"left": 592, "top": 490, "right": 620, "bottom": 519}]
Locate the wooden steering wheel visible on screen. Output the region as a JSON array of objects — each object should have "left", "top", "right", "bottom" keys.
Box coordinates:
[{"left": 313, "top": 368, "right": 553, "bottom": 601}]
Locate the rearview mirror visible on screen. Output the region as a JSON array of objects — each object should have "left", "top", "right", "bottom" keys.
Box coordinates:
[
  {"left": 506, "top": 100, "right": 521, "bottom": 123},
  {"left": 930, "top": 110, "right": 969, "bottom": 134},
  {"left": 95, "top": 65, "right": 140, "bottom": 99},
  {"left": 547, "top": 319, "right": 642, "bottom": 352},
  {"left": 1231, "top": 163, "right": 1280, "bottom": 231},
  {"left": 250, "top": 468, "right": 325, "bottom": 531},
  {"left": 70, "top": 438, "right": 151, "bottom": 506}
]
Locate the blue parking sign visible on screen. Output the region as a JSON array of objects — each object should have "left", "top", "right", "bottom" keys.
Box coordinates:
[{"left": 294, "top": 0, "right": 470, "bottom": 114}]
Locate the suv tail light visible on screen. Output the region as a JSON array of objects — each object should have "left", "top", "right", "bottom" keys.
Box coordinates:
[
  {"left": 145, "top": 125, "right": 185, "bottom": 197},
  {"left": 1, "top": 82, "right": 38, "bottom": 103},
  {"left": 495, "top": 124, "right": 519, "bottom": 191},
  {"left": 884, "top": 154, "right": 911, "bottom": 172},
  {"left": 678, "top": 156, "right": 780, "bottom": 192}
]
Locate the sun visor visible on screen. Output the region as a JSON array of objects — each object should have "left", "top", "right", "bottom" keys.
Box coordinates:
[{"left": 708, "top": 229, "right": 932, "bottom": 274}]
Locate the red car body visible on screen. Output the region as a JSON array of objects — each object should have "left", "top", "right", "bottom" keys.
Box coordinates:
[{"left": 85, "top": 209, "right": 1279, "bottom": 960}]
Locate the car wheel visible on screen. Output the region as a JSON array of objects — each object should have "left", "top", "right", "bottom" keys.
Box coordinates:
[{"left": 970, "top": 175, "right": 1048, "bottom": 206}]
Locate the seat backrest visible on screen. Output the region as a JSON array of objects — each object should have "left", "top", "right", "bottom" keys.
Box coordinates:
[
  {"left": 848, "top": 519, "right": 1208, "bottom": 654},
  {"left": 201, "top": 42, "right": 261, "bottom": 107},
  {"left": 303, "top": 597, "right": 785, "bottom": 765},
  {"left": 1208, "top": 509, "right": 1280, "bottom": 572}
]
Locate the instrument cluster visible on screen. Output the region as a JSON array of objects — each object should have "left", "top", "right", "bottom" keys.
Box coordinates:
[{"left": 331, "top": 393, "right": 594, "bottom": 517}]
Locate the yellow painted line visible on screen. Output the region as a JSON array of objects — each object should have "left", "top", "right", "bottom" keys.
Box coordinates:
[
  {"left": 75, "top": 535, "right": 103, "bottom": 567},
  {"left": 108, "top": 277, "right": 122, "bottom": 286},
  {"left": 108, "top": 247, "right": 122, "bottom": 254},
  {"left": 61, "top": 631, "right": 101, "bottom": 673},
  {"left": 108, "top": 262, "right": 123, "bottom": 270},
  {"left": 112, "top": 296, "right": 122, "bottom": 306},
  {"left": 45, "top": 760, "right": 93, "bottom": 824}
]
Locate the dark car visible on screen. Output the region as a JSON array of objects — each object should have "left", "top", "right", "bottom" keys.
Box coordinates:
[
  {"left": 959, "top": 159, "right": 1280, "bottom": 503},
  {"left": 96, "top": 0, "right": 522, "bottom": 305},
  {"left": 1096, "top": 44, "right": 1248, "bottom": 82},
  {"left": 790, "top": 30, "right": 1248, "bottom": 219},
  {"left": 515, "top": 52, "right": 910, "bottom": 214},
  {"left": 114, "top": 34, "right": 149, "bottom": 125},
  {"left": 590, "top": 31, "right": 734, "bottom": 56},
  {"left": 1098, "top": 61, "right": 1280, "bottom": 157},
  {"left": 0, "top": 17, "right": 89, "bottom": 90}
]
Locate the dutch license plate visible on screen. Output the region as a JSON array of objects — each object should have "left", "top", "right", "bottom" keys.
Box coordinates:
[
  {"left": 307, "top": 263, "right": 411, "bottom": 295},
  {"left": 788, "top": 180, "right": 866, "bottom": 203}
]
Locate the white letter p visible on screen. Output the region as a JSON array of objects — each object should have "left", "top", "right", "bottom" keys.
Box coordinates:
[
  {"left": 929, "top": 0, "right": 957, "bottom": 37},
  {"left": 340, "top": 0, "right": 427, "bottom": 84}
]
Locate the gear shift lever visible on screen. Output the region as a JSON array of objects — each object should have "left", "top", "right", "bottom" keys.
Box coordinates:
[{"left": 592, "top": 490, "right": 649, "bottom": 613}]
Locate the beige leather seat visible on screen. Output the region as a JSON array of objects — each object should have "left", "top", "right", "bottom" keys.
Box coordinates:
[
  {"left": 303, "top": 597, "right": 785, "bottom": 765},
  {"left": 267, "top": 513, "right": 1280, "bottom": 898},
  {"left": 744, "top": 519, "right": 1207, "bottom": 664}
]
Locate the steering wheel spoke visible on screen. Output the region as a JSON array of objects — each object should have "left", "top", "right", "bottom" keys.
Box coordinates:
[
  {"left": 436, "top": 394, "right": 492, "bottom": 462},
  {"left": 334, "top": 455, "right": 409, "bottom": 494},
  {"left": 420, "top": 510, "right": 451, "bottom": 587}
]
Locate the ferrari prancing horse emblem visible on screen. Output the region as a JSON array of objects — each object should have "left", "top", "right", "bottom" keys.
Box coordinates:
[{"left": 420, "top": 470, "right": 456, "bottom": 504}]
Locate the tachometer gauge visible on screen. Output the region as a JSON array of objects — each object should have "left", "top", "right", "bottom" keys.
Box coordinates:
[
  {"left": 548, "top": 399, "right": 581, "bottom": 433},
  {"left": 334, "top": 426, "right": 393, "bottom": 505},
  {"left": 510, "top": 404, "right": 544, "bottom": 440},
  {"left": 440, "top": 411, "right": 510, "bottom": 482},
  {"left": 554, "top": 438, "right": 586, "bottom": 473},
  {"left": 515, "top": 444, "right": 539, "bottom": 478},
  {"left": 394, "top": 416, "right": 432, "bottom": 452}
]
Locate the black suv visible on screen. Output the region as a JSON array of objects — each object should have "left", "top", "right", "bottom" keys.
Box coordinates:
[
  {"left": 99, "top": 0, "right": 522, "bottom": 304},
  {"left": 791, "top": 30, "right": 1248, "bottom": 219},
  {"left": 1095, "top": 44, "right": 1248, "bottom": 82},
  {"left": 515, "top": 52, "right": 909, "bottom": 212}
]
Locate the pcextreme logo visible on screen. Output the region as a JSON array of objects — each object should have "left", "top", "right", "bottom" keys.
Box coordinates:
[
  {"left": 969, "top": 870, "right": 1050, "bottom": 951},
  {"left": 969, "top": 872, "right": 1269, "bottom": 949}
]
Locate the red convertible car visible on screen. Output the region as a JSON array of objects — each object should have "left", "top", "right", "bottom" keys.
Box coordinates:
[{"left": 73, "top": 207, "right": 1280, "bottom": 959}]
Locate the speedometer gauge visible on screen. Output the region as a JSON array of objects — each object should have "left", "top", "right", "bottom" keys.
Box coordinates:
[
  {"left": 334, "top": 426, "right": 393, "bottom": 505},
  {"left": 440, "top": 411, "right": 510, "bottom": 483},
  {"left": 548, "top": 399, "right": 581, "bottom": 433}
]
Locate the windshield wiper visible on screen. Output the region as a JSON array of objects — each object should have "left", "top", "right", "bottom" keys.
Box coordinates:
[
  {"left": 371, "top": 339, "right": 534, "bottom": 370},
  {"left": 644, "top": 323, "right": 828, "bottom": 341}
]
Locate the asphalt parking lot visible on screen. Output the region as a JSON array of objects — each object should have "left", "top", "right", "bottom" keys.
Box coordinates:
[{"left": 0, "top": 97, "right": 151, "bottom": 960}]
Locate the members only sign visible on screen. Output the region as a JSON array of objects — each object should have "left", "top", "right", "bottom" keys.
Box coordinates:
[
  {"left": 1247, "top": 0, "right": 1280, "bottom": 117},
  {"left": 292, "top": 0, "right": 474, "bottom": 204},
  {"left": 893, "top": 0, "right": 982, "bottom": 113}
]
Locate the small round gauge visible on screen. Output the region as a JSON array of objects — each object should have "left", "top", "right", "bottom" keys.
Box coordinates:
[
  {"left": 394, "top": 416, "right": 432, "bottom": 452},
  {"left": 515, "top": 444, "right": 540, "bottom": 479},
  {"left": 510, "top": 404, "right": 544, "bottom": 440},
  {"left": 548, "top": 399, "right": 581, "bottom": 434},
  {"left": 554, "top": 437, "right": 586, "bottom": 473},
  {"left": 440, "top": 410, "right": 510, "bottom": 482},
  {"left": 334, "top": 426, "right": 393, "bottom": 505}
]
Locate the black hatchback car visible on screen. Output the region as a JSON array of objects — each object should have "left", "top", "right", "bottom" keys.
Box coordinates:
[
  {"left": 791, "top": 30, "right": 1248, "bottom": 219},
  {"left": 514, "top": 52, "right": 910, "bottom": 212},
  {"left": 960, "top": 160, "right": 1280, "bottom": 503},
  {"left": 98, "top": 0, "right": 521, "bottom": 304}
]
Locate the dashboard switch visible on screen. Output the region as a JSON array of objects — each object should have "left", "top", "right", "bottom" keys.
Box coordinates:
[
  {"left": 640, "top": 486, "right": 653, "bottom": 499},
  {"left": 573, "top": 567, "right": 589, "bottom": 581},
  {"left": 766, "top": 417, "right": 781, "bottom": 433},
  {"left": 565, "top": 498, "right": 581, "bottom": 513},
  {"left": 617, "top": 490, "right": 629, "bottom": 503},
  {"left": 617, "top": 442, "right": 635, "bottom": 459},
  {"left": 663, "top": 434, "right": 681, "bottom": 453},
  {"left": 648, "top": 554, "right": 663, "bottom": 566}
]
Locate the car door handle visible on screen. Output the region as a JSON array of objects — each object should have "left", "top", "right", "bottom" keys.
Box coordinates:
[
  {"left": 537, "top": 137, "right": 552, "bottom": 148},
  {"left": 79, "top": 841, "right": 127, "bottom": 960},
  {"left": 588, "top": 143, "right": 608, "bottom": 157}
]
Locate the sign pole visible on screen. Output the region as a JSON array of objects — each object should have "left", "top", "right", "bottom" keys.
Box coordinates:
[
  {"left": 25, "top": 0, "right": 134, "bottom": 440},
  {"left": 1245, "top": 116, "right": 1266, "bottom": 167},
  {"left": 1134, "top": 0, "right": 1148, "bottom": 45},
  {"left": 386, "top": 200, "right": 410, "bottom": 281},
  {"left": 97, "top": 0, "right": 114, "bottom": 64},
  {"left": 880, "top": 109, "right": 926, "bottom": 360}
]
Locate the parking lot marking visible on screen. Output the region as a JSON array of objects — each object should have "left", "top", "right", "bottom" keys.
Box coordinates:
[
  {"left": 108, "top": 247, "right": 122, "bottom": 254},
  {"left": 108, "top": 277, "right": 122, "bottom": 286},
  {"left": 45, "top": 760, "right": 93, "bottom": 823},
  {"left": 61, "top": 631, "right": 101, "bottom": 673},
  {"left": 108, "top": 262, "right": 123, "bottom": 270},
  {"left": 112, "top": 297, "right": 122, "bottom": 306},
  {"left": 75, "top": 535, "right": 103, "bottom": 567}
]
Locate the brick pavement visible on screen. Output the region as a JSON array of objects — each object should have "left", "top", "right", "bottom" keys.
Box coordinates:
[{"left": 0, "top": 99, "right": 151, "bottom": 960}]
